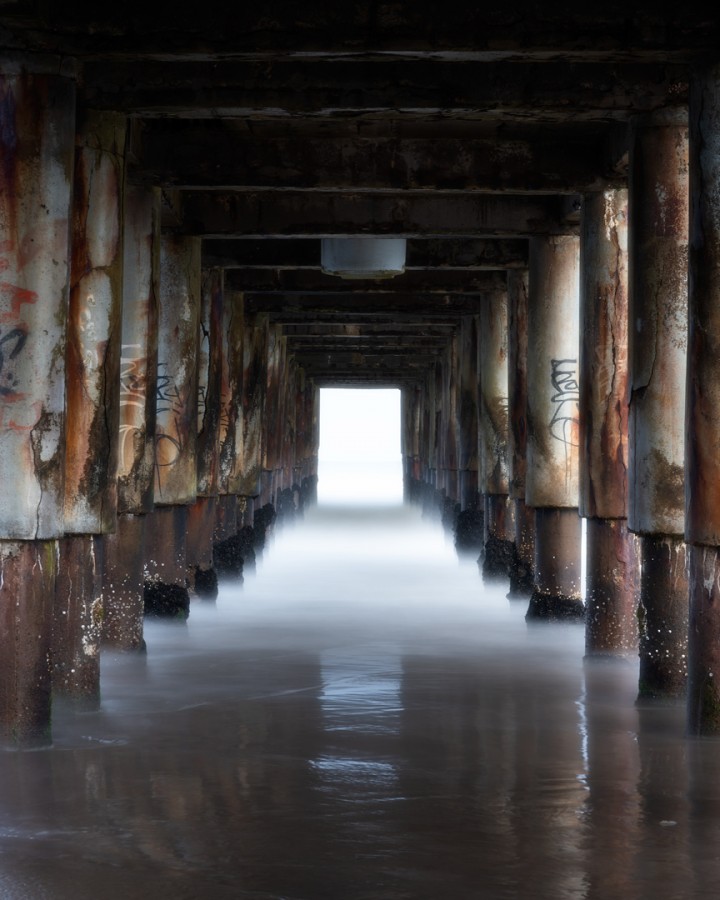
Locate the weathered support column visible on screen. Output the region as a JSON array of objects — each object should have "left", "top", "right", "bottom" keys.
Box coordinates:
[
  {"left": 64, "top": 110, "right": 125, "bottom": 535},
  {"left": 189, "top": 267, "right": 224, "bottom": 600},
  {"left": 53, "top": 536, "right": 103, "bottom": 709},
  {"left": 526, "top": 235, "right": 583, "bottom": 620},
  {"left": 106, "top": 185, "right": 160, "bottom": 651},
  {"left": 628, "top": 112, "right": 689, "bottom": 701},
  {"left": 144, "top": 236, "right": 201, "bottom": 618},
  {"left": 580, "top": 189, "right": 640, "bottom": 657},
  {"left": 686, "top": 65, "right": 720, "bottom": 734},
  {"left": 479, "top": 290, "right": 514, "bottom": 581},
  {"left": 0, "top": 68, "right": 75, "bottom": 746},
  {"left": 58, "top": 110, "right": 126, "bottom": 705},
  {"left": 507, "top": 269, "right": 535, "bottom": 598},
  {"left": 454, "top": 316, "right": 483, "bottom": 557}
]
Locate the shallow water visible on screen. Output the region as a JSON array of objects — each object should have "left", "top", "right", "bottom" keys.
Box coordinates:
[{"left": 2, "top": 504, "right": 720, "bottom": 899}]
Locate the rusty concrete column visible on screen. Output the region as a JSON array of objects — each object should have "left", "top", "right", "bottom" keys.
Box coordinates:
[
  {"left": 155, "top": 235, "right": 201, "bottom": 504},
  {"left": 628, "top": 112, "right": 689, "bottom": 701},
  {"left": 102, "top": 513, "right": 146, "bottom": 652},
  {"left": 0, "top": 541, "right": 57, "bottom": 748},
  {"left": 53, "top": 536, "right": 103, "bottom": 710},
  {"left": 479, "top": 290, "right": 514, "bottom": 581},
  {"left": 402, "top": 384, "right": 422, "bottom": 503},
  {"left": 686, "top": 65, "right": 720, "bottom": 734},
  {"left": 142, "top": 236, "right": 201, "bottom": 619},
  {"left": 526, "top": 235, "right": 583, "bottom": 620},
  {"left": 189, "top": 267, "right": 224, "bottom": 600},
  {"left": 0, "top": 68, "right": 75, "bottom": 747},
  {"left": 143, "top": 506, "right": 190, "bottom": 620},
  {"left": 118, "top": 185, "right": 160, "bottom": 515},
  {"left": 64, "top": 110, "right": 125, "bottom": 535},
  {"left": 458, "top": 316, "right": 479, "bottom": 510},
  {"left": 105, "top": 185, "right": 160, "bottom": 651},
  {"left": 507, "top": 269, "right": 535, "bottom": 597},
  {"left": 580, "top": 189, "right": 640, "bottom": 657},
  {"left": 0, "top": 71, "right": 74, "bottom": 539}
]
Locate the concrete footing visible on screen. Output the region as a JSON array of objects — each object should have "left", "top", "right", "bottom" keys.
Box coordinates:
[
  {"left": 526, "top": 507, "right": 584, "bottom": 621},
  {"left": 482, "top": 493, "right": 515, "bottom": 582},
  {"left": 102, "top": 514, "right": 146, "bottom": 652},
  {"left": 585, "top": 518, "right": 640, "bottom": 658},
  {"left": 509, "top": 499, "right": 535, "bottom": 599},
  {"left": 637, "top": 535, "right": 688, "bottom": 703}
]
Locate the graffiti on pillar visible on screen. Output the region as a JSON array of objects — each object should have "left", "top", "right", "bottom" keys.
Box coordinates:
[
  {"left": 119, "top": 345, "right": 147, "bottom": 465},
  {"left": 549, "top": 358, "right": 579, "bottom": 446},
  {"left": 0, "top": 327, "right": 27, "bottom": 398},
  {"left": 155, "top": 361, "right": 185, "bottom": 472},
  {"left": 0, "top": 239, "right": 37, "bottom": 425}
]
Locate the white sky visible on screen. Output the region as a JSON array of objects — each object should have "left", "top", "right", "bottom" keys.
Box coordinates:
[{"left": 319, "top": 388, "right": 401, "bottom": 462}]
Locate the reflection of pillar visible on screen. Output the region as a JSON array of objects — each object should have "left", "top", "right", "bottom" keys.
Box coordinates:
[
  {"left": 479, "top": 291, "right": 514, "bottom": 581},
  {"left": 580, "top": 190, "right": 640, "bottom": 657},
  {"left": 687, "top": 66, "right": 720, "bottom": 734},
  {"left": 581, "top": 662, "right": 641, "bottom": 898},
  {"left": 0, "top": 70, "right": 75, "bottom": 747},
  {"left": 507, "top": 270, "right": 534, "bottom": 597},
  {"left": 628, "top": 113, "right": 689, "bottom": 701},
  {"left": 526, "top": 236, "right": 583, "bottom": 620},
  {"left": 106, "top": 185, "right": 160, "bottom": 651}
]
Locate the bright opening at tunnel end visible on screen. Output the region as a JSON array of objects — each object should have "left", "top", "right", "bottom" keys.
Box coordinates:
[{"left": 318, "top": 388, "right": 403, "bottom": 506}]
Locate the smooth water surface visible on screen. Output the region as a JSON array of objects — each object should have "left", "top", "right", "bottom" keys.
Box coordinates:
[{"left": 2, "top": 504, "right": 720, "bottom": 899}]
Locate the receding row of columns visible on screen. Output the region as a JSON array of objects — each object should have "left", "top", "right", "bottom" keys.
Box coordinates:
[
  {"left": 0, "top": 67, "right": 319, "bottom": 747},
  {"left": 404, "top": 67, "right": 720, "bottom": 735}
]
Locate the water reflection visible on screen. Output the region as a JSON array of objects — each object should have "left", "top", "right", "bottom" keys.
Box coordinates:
[{"left": 1, "top": 504, "right": 720, "bottom": 898}]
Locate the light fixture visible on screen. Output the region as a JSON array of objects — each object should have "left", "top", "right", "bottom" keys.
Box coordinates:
[{"left": 321, "top": 237, "right": 406, "bottom": 280}]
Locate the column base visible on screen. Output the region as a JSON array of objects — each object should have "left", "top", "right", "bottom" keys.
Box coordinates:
[
  {"left": 193, "top": 565, "right": 219, "bottom": 601},
  {"left": 482, "top": 536, "right": 514, "bottom": 582},
  {"left": 526, "top": 591, "right": 586, "bottom": 622},
  {"left": 454, "top": 507, "right": 484, "bottom": 558},
  {"left": 143, "top": 581, "right": 190, "bottom": 621}
]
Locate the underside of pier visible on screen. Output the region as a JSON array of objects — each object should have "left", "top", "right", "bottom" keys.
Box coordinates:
[{"left": 2, "top": 2, "right": 720, "bottom": 744}]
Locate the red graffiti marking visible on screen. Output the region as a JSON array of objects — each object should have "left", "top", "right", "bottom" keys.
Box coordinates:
[{"left": 0, "top": 282, "right": 38, "bottom": 323}]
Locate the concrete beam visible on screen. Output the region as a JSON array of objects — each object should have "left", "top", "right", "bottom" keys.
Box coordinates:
[
  {"left": 202, "top": 238, "right": 529, "bottom": 270},
  {"left": 177, "top": 191, "right": 576, "bottom": 238},
  {"left": 3, "top": 6, "right": 716, "bottom": 60},
  {"left": 243, "top": 292, "right": 488, "bottom": 316},
  {"left": 224, "top": 269, "right": 507, "bottom": 293},
  {"left": 84, "top": 59, "right": 687, "bottom": 120},
  {"left": 133, "top": 126, "right": 619, "bottom": 192}
]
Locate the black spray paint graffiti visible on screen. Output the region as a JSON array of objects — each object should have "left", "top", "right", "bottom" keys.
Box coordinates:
[
  {"left": 0, "top": 326, "right": 27, "bottom": 398},
  {"left": 155, "top": 363, "right": 186, "bottom": 473},
  {"left": 549, "top": 358, "right": 579, "bottom": 446}
]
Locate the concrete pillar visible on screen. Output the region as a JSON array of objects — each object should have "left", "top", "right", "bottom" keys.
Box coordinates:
[
  {"left": 479, "top": 290, "right": 514, "bottom": 580},
  {"left": 64, "top": 110, "right": 125, "bottom": 535},
  {"left": 686, "top": 65, "right": 720, "bottom": 734},
  {"left": 186, "top": 496, "right": 218, "bottom": 600},
  {"left": 144, "top": 506, "right": 190, "bottom": 620},
  {"left": 53, "top": 536, "right": 103, "bottom": 710},
  {"left": 580, "top": 189, "right": 640, "bottom": 657},
  {"left": 106, "top": 185, "right": 160, "bottom": 652},
  {"left": 197, "top": 268, "right": 223, "bottom": 499},
  {"left": 102, "top": 514, "right": 146, "bottom": 652},
  {"left": 0, "top": 68, "right": 75, "bottom": 747},
  {"left": 628, "top": 112, "right": 689, "bottom": 700},
  {"left": 507, "top": 270, "right": 535, "bottom": 597},
  {"left": 118, "top": 185, "right": 160, "bottom": 515},
  {"left": 0, "top": 541, "right": 57, "bottom": 748},
  {"left": 526, "top": 235, "right": 583, "bottom": 620},
  {"left": 0, "top": 71, "right": 75, "bottom": 539},
  {"left": 155, "top": 235, "right": 201, "bottom": 504},
  {"left": 458, "top": 316, "right": 480, "bottom": 510}
]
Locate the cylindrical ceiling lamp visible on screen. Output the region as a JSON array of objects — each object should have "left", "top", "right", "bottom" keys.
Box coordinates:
[{"left": 321, "top": 237, "right": 406, "bottom": 279}]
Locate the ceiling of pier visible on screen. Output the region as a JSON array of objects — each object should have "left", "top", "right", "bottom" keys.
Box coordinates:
[{"left": 2, "top": 2, "right": 715, "bottom": 386}]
